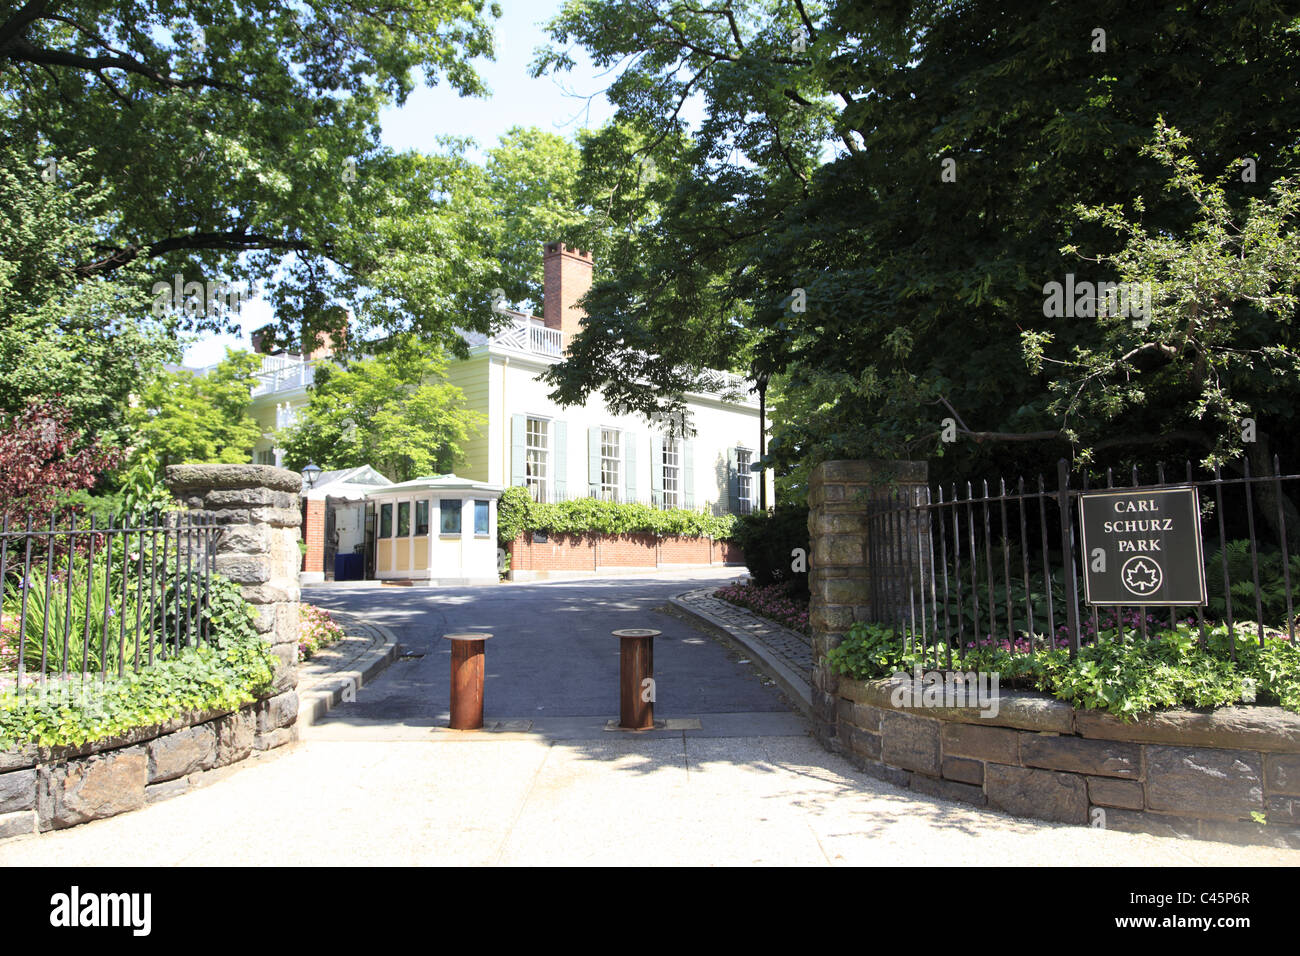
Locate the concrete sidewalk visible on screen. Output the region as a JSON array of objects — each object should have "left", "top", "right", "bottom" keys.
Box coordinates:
[{"left": 1, "top": 718, "right": 1294, "bottom": 866}]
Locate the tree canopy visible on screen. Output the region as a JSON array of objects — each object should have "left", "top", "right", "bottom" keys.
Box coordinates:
[
  {"left": 128, "top": 349, "right": 263, "bottom": 467},
  {"left": 279, "top": 338, "right": 484, "bottom": 482},
  {"left": 1, "top": 0, "right": 504, "bottom": 353},
  {"left": 534, "top": 0, "right": 1300, "bottom": 487}
]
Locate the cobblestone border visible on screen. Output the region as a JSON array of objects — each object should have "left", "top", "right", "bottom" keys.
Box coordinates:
[
  {"left": 296, "top": 612, "right": 400, "bottom": 729},
  {"left": 670, "top": 587, "right": 812, "bottom": 715}
]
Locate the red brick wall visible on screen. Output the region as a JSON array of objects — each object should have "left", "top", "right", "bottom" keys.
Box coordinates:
[
  {"left": 506, "top": 532, "right": 743, "bottom": 574},
  {"left": 303, "top": 499, "right": 325, "bottom": 573}
]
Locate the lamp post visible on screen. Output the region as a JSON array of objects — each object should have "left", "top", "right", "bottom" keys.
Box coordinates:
[
  {"left": 301, "top": 461, "right": 321, "bottom": 489},
  {"left": 754, "top": 370, "right": 770, "bottom": 511}
]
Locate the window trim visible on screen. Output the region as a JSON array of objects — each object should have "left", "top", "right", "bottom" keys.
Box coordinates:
[
  {"left": 525, "top": 416, "right": 550, "bottom": 503},
  {"left": 661, "top": 435, "right": 681, "bottom": 510},
  {"left": 599, "top": 427, "right": 622, "bottom": 502}
]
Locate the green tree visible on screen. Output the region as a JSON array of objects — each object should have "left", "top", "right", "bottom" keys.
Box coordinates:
[
  {"left": 279, "top": 339, "right": 484, "bottom": 482},
  {"left": 129, "top": 350, "right": 263, "bottom": 466},
  {"left": 534, "top": 0, "right": 1300, "bottom": 486},
  {"left": 1, "top": 0, "right": 502, "bottom": 351},
  {"left": 0, "top": 146, "right": 178, "bottom": 445}
]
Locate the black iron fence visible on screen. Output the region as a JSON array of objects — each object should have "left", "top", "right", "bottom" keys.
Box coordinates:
[
  {"left": 868, "top": 457, "right": 1299, "bottom": 666},
  {"left": 0, "top": 512, "right": 220, "bottom": 693}
]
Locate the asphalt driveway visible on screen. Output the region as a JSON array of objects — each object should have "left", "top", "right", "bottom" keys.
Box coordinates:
[{"left": 301, "top": 569, "right": 792, "bottom": 725}]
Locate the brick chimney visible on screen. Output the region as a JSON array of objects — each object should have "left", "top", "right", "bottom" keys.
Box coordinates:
[
  {"left": 542, "top": 241, "right": 593, "bottom": 344},
  {"left": 304, "top": 307, "right": 350, "bottom": 360}
]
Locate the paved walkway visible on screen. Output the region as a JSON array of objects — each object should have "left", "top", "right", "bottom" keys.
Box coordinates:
[
  {"left": 671, "top": 586, "right": 812, "bottom": 712},
  {"left": 1, "top": 726, "right": 1292, "bottom": 866}
]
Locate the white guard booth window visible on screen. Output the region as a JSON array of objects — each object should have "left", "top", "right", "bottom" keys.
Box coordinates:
[{"left": 366, "top": 474, "right": 504, "bottom": 585}]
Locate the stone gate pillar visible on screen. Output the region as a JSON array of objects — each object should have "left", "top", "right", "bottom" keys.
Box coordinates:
[
  {"left": 808, "top": 460, "right": 928, "bottom": 747},
  {"left": 166, "top": 464, "right": 302, "bottom": 749}
]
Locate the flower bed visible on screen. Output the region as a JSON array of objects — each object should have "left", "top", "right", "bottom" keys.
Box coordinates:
[
  {"left": 298, "top": 604, "right": 346, "bottom": 661},
  {"left": 828, "top": 618, "right": 1300, "bottom": 717},
  {"left": 716, "top": 581, "right": 810, "bottom": 635}
]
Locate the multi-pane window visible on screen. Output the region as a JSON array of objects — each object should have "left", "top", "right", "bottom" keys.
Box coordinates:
[
  {"left": 736, "top": 449, "right": 753, "bottom": 515},
  {"left": 474, "top": 500, "right": 490, "bottom": 536},
  {"left": 600, "top": 429, "right": 621, "bottom": 501},
  {"left": 440, "top": 499, "right": 462, "bottom": 534},
  {"left": 526, "top": 417, "right": 549, "bottom": 503},
  {"left": 662, "top": 438, "right": 681, "bottom": 510}
]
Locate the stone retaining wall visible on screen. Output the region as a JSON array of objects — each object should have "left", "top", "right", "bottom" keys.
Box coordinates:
[
  {"left": 0, "top": 696, "right": 294, "bottom": 839},
  {"left": 0, "top": 464, "right": 303, "bottom": 841},
  {"left": 824, "top": 675, "right": 1300, "bottom": 848}
]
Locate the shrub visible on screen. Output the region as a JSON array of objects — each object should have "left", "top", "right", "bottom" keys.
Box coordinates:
[
  {"left": 0, "top": 575, "right": 276, "bottom": 748},
  {"left": 826, "top": 619, "right": 1300, "bottom": 718},
  {"left": 729, "top": 504, "right": 809, "bottom": 595},
  {"left": 496, "top": 485, "right": 737, "bottom": 546}
]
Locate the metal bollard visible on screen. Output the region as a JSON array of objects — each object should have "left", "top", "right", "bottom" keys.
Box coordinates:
[
  {"left": 444, "top": 632, "right": 493, "bottom": 730},
  {"left": 611, "top": 629, "right": 660, "bottom": 730}
]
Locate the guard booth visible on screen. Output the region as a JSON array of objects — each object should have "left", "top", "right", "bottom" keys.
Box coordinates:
[
  {"left": 300, "top": 465, "right": 393, "bottom": 583},
  {"left": 366, "top": 475, "right": 504, "bottom": 584}
]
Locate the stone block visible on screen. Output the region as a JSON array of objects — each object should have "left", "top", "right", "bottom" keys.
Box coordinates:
[
  {"left": 1265, "top": 754, "right": 1300, "bottom": 796},
  {"left": 985, "top": 764, "right": 1087, "bottom": 824},
  {"left": 852, "top": 702, "right": 881, "bottom": 732},
  {"left": 941, "top": 723, "right": 1020, "bottom": 764},
  {"left": 218, "top": 524, "right": 271, "bottom": 553},
  {"left": 0, "top": 746, "right": 38, "bottom": 773},
  {"left": 205, "top": 487, "right": 298, "bottom": 509},
  {"left": 246, "top": 507, "right": 305, "bottom": 528},
  {"left": 840, "top": 724, "right": 881, "bottom": 761},
  {"left": 911, "top": 773, "right": 986, "bottom": 807},
  {"left": 255, "top": 690, "right": 298, "bottom": 733},
  {"left": 1101, "top": 808, "right": 1198, "bottom": 840},
  {"left": 942, "top": 756, "right": 984, "bottom": 786},
  {"left": 1198, "top": 818, "right": 1299, "bottom": 850},
  {"left": 1144, "top": 746, "right": 1263, "bottom": 820},
  {"left": 38, "top": 747, "right": 147, "bottom": 829},
  {"left": 166, "top": 463, "right": 301, "bottom": 494},
  {"left": 0, "top": 810, "right": 37, "bottom": 840},
  {"left": 1020, "top": 734, "right": 1140, "bottom": 778},
  {"left": 0, "top": 768, "right": 36, "bottom": 813},
  {"left": 215, "top": 555, "right": 271, "bottom": 584},
  {"left": 1074, "top": 705, "right": 1300, "bottom": 752},
  {"left": 145, "top": 777, "right": 191, "bottom": 805},
  {"left": 1267, "top": 794, "right": 1299, "bottom": 825},
  {"left": 880, "top": 711, "right": 941, "bottom": 775},
  {"left": 253, "top": 727, "right": 297, "bottom": 751},
  {"left": 1087, "top": 775, "right": 1144, "bottom": 810},
  {"left": 851, "top": 758, "right": 912, "bottom": 789},
  {"left": 147, "top": 723, "right": 216, "bottom": 783},
  {"left": 213, "top": 710, "right": 254, "bottom": 768}
]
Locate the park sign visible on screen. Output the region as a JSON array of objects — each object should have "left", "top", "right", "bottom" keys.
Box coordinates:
[{"left": 1077, "top": 487, "right": 1207, "bottom": 606}]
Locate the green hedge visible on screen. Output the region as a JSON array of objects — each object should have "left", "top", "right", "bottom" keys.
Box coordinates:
[
  {"left": 497, "top": 486, "right": 737, "bottom": 546},
  {"left": 0, "top": 576, "right": 277, "bottom": 749}
]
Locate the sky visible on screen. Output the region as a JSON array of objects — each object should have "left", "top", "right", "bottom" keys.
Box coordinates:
[{"left": 183, "top": 0, "right": 623, "bottom": 367}]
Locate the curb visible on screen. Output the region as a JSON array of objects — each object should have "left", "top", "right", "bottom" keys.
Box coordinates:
[
  {"left": 668, "top": 591, "right": 812, "bottom": 717},
  {"left": 296, "top": 616, "right": 400, "bottom": 729}
]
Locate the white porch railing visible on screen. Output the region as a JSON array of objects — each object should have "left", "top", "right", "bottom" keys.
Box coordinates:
[
  {"left": 492, "top": 314, "right": 562, "bottom": 357},
  {"left": 252, "top": 355, "right": 316, "bottom": 397}
]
